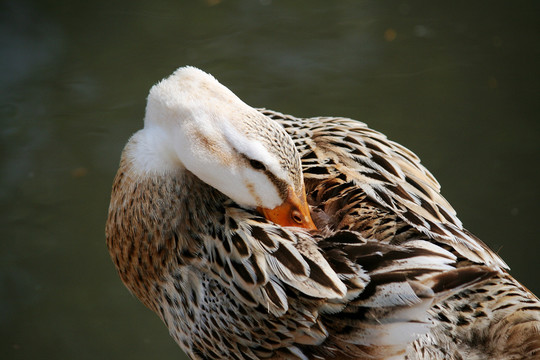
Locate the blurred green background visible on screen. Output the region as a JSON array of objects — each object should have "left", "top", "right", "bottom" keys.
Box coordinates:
[{"left": 1, "top": 1, "right": 538, "bottom": 359}]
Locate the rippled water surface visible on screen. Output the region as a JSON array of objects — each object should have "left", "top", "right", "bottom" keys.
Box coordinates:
[{"left": 1, "top": 1, "right": 538, "bottom": 359}]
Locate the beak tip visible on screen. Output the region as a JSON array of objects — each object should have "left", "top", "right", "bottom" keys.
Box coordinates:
[{"left": 258, "top": 186, "right": 318, "bottom": 231}]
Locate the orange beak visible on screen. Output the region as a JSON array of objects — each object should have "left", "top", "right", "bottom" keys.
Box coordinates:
[{"left": 257, "top": 186, "right": 317, "bottom": 230}]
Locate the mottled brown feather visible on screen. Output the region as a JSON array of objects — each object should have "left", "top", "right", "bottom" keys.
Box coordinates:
[{"left": 106, "top": 76, "right": 539, "bottom": 360}]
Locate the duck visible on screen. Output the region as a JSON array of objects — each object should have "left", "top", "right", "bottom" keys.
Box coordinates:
[{"left": 106, "top": 66, "right": 540, "bottom": 360}]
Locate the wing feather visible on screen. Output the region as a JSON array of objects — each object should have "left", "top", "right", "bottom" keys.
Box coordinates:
[{"left": 262, "top": 109, "right": 506, "bottom": 269}]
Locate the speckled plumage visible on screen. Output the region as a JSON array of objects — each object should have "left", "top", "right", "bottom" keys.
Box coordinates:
[{"left": 106, "top": 68, "right": 540, "bottom": 360}]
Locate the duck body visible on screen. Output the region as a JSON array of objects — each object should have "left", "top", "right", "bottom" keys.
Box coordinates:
[{"left": 106, "top": 67, "right": 540, "bottom": 359}]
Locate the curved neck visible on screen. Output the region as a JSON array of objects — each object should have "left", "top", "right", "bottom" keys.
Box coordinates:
[{"left": 106, "top": 150, "right": 227, "bottom": 309}]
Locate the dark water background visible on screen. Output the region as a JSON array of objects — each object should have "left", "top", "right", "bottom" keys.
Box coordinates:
[{"left": 1, "top": 1, "right": 538, "bottom": 359}]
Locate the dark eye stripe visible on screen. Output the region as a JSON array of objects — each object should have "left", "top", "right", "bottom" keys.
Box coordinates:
[
  {"left": 264, "top": 170, "right": 289, "bottom": 201},
  {"left": 241, "top": 154, "right": 288, "bottom": 200},
  {"left": 249, "top": 159, "right": 266, "bottom": 171}
]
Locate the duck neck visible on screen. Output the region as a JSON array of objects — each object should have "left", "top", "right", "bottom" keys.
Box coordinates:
[{"left": 106, "top": 151, "right": 228, "bottom": 310}]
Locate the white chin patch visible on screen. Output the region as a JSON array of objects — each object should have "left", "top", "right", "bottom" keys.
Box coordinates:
[{"left": 242, "top": 169, "right": 282, "bottom": 208}]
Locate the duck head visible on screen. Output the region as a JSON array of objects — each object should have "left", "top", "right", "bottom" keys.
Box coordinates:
[{"left": 138, "top": 66, "right": 316, "bottom": 230}]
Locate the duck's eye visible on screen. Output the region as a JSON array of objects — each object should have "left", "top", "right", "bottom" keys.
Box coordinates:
[{"left": 249, "top": 159, "right": 266, "bottom": 171}]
